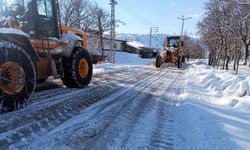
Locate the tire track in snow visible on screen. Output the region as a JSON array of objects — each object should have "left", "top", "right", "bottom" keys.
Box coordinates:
[
  {"left": 0, "top": 68, "right": 156, "bottom": 149},
  {"left": 82, "top": 70, "right": 169, "bottom": 150},
  {"left": 124, "top": 70, "right": 178, "bottom": 150},
  {"left": 31, "top": 68, "right": 182, "bottom": 150},
  {"left": 25, "top": 69, "right": 166, "bottom": 149}
]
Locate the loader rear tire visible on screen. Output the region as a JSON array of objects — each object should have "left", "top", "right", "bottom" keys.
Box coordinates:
[
  {"left": 177, "top": 56, "right": 182, "bottom": 69},
  {"left": 61, "top": 48, "right": 92, "bottom": 88},
  {"left": 156, "top": 55, "right": 161, "bottom": 68},
  {"left": 0, "top": 40, "right": 36, "bottom": 111}
]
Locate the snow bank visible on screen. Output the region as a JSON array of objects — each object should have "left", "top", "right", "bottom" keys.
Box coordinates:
[
  {"left": 186, "top": 60, "right": 250, "bottom": 98},
  {"left": 175, "top": 60, "right": 250, "bottom": 149}
]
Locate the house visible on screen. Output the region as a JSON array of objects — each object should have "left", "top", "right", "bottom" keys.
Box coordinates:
[
  {"left": 139, "top": 47, "right": 155, "bottom": 58},
  {"left": 87, "top": 31, "right": 127, "bottom": 52},
  {"left": 86, "top": 32, "right": 127, "bottom": 63},
  {"left": 102, "top": 37, "right": 127, "bottom": 52},
  {"left": 124, "top": 41, "right": 145, "bottom": 54},
  {"left": 123, "top": 40, "right": 155, "bottom": 58}
]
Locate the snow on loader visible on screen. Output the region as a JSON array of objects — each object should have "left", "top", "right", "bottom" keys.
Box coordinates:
[
  {"left": 0, "top": 0, "right": 93, "bottom": 111},
  {"left": 156, "top": 36, "right": 185, "bottom": 68}
]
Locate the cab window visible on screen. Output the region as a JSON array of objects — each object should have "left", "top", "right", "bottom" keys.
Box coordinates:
[
  {"left": 37, "top": 0, "right": 53, "bottom": 18},
  {"left": 36, "top": 0, "right": 57, "bottom": 37}
]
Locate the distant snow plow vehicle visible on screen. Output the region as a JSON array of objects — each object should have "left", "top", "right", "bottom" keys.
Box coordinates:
[
  {"left": 156, "top": 36, "right": 185, "bottom": 68},
  {"left": 0, "top": 0, "right": 93, "bottom": 111}
]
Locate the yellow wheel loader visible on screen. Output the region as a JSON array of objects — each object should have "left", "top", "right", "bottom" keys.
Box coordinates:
[
  {"left": 0, "top": 0, "right": 93, "bottom": 111},
  {"left": 156, "top": 36, "right": 185, "bottom": 68}
]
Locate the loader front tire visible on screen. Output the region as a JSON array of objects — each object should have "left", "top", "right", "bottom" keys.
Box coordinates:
[
  {"left": 62, "top": 48, "right": 93, "bottom": 88},
  {"left": 0, "top": 40, "right": 36, "bottom": 111}
]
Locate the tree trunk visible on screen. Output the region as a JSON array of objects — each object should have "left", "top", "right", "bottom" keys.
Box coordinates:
[
  {"left": 223, "top": 37, "right": 228, "bottom": 70},
  {"left": 244, "top": 44, "right": 249, "bottom": 65},
  {"left": 216, "top": 40, "right": 223, "bottom": 69},
  {"left": 208, "top": 53, "right": 212, "bottom": 65},
  {"left": 233, "top": 49, "right": 236, "bottom": 71},
  {"left": 236, "top": 51, "right": 241, "bottom": 74},
  {"left": 217, "top": 51, "right": 222, "bottom": 69},
  {"left": 226, "top": 55, "right": 230, "bottom": 70},
  {"left": 98, "top": 13, "right": 104, "bottom": 62},
  {"left": 222, "top": 48, "right": 227, "bottom": 70},
  {"left": 222, "top": 54, "right": 225, "bottom": 70},
  {"left": 212, "top": 51, "right": 216, "bottom": 67}
]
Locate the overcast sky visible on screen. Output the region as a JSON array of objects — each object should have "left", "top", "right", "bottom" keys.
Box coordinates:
[{"left": 93, "top": 0, "right": 207, "bottom": 35}]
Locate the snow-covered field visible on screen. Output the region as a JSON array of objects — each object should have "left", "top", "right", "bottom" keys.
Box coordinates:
[
  {"left": 1, "top": 52, "right": 250, "bottom": 149},
  {"left": 93, "top": 51, "right": 154, "bottom": 76}
]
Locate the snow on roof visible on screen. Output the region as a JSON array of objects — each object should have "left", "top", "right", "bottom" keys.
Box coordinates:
[
  {"left": 87, "top": 34, "right": 128, "bottom": 42},
  {"left": 0, "top": 28, "right": 28, "bottom": 37},
  {"left": 127, "top": 41, "right": 146, "bottom": 49}
]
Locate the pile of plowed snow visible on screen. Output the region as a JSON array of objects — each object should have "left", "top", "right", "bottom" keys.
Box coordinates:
[
  {"left": 186, "top": 60, "right": 250, "bottom": 98},
  {"left": 176, "top": 60, "right": 250, "bottom": 149}
]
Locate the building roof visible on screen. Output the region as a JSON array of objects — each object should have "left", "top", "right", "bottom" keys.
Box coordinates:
[
  {"left": 87, "top": 34, "right": 128, "bottom": 42},
  {"left": 127, "top": 41, "right": 146, "bottom": 49}
]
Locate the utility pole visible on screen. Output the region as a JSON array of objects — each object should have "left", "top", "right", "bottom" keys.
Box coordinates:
[
  {"left": 0, "top": 0, "right": 3, "bottom": 12},
  {"left": 98, "top": 10, "right": 104, "bottom": 62},
  {"left": 178, "top": 16, "right": 191, "bottom": 63},
  {"left": 110, "top": 0, "right": 117, "bottom": 63},
  {"left": 149, "top": 27, "right": 159, "bottom": 48},
  {"left": 177, "top": 16, "right": 192, "bottom": 41}
]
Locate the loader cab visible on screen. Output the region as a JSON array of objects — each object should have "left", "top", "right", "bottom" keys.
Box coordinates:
[
  {"left": 22, "top": 0, "right": 59, "bottom": 38},
  {"left": 1, "top": 0, "right": 59, "bottom": 38},
  {"left": 167, "top": 36, "right": 181, "bottom": 48}
]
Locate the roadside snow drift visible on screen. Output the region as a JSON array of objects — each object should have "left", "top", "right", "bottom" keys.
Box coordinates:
[
  {"left": 186, "top": 60, "right": 250, "bottom": 102},
  {"left": 175, "top": 60, "right": 250, "bottom": 150}
]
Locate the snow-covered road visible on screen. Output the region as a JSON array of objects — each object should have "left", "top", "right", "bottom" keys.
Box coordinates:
[
  {"left": 1, "top": 52, "right": 250, "bottom": 150},
  {"left": 0, "top": 64, "right": 184, "bottom": 149},
  {"left": 28, "top": 67, "right": 181, "bottom": 150}
]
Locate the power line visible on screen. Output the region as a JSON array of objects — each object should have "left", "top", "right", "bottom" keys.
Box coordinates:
[
  {"left": 117, "top": 0, "right": 152, "bottom": 25},
  {"left": 149, "top": 27, "right": 159, "bottom": 48},
  {"left": 177, "top": 16, "right": 192, "bottom": 38},
  {"left": 117, "top": 0, "right": 152, "bottom": 27},
  {"left": 117, "top": 4, "right": 151, "bottom": 27}
]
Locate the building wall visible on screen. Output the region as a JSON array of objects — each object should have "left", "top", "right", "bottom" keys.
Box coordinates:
[
  {"left": 87, "top": 36, "right": 124, "bottom": 53},
  {"left": 87, "top": 37, "right": 100, "bottom": 55},
  {"left": 103, "top": 40, "right": 123, "bottom": 51}
]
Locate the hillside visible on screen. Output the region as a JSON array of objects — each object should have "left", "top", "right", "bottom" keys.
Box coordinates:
[{"left": 117, "top": 33, "right": 167, "bottom": 49}]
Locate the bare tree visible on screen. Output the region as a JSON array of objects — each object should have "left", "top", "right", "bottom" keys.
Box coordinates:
[
  {"left": 60, "top": 0, "right": 95, "bottom": 30},
  {"left": 95, "top": 7, "right": 110, "bottom": 60},
  {"left": 198, "top": 0, "right": 249, "bottom": 73}
]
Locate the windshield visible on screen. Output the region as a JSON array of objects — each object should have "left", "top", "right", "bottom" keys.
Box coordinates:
[{"left": 168, "top": 38, "right": 180, "bottom": 48}]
